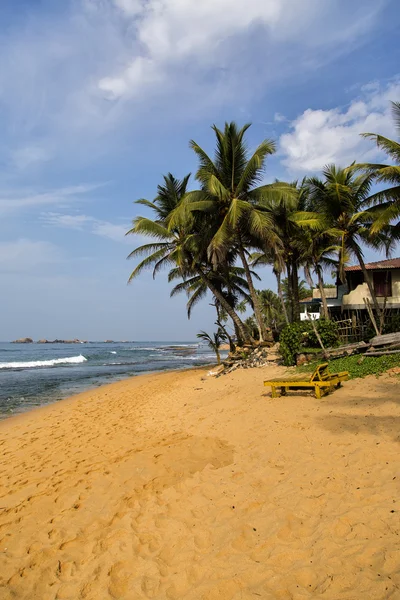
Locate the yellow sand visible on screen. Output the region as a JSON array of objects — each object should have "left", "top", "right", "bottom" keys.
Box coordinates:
[{"left": 0, "top": 365, "right": 399, "bottom": 600}]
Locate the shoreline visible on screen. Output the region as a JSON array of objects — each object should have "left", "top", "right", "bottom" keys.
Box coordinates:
[
  {"left": 1, "top": 364, "right": 399, "bottom": 598},
  {"left": 0, "top": 361, "right": 216, "bottom": 422},
  {"left": 0, "top": 364, "right": 213, "bottom": 425}
]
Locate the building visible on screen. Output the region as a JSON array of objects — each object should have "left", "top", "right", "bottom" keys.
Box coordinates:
[{"left": 300, "top": 257, "right": 400, "bottom": 321}]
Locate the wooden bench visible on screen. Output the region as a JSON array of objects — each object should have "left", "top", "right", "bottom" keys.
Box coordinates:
[{"left": 264, "top": 363, "right": 349, "bottom": 399}]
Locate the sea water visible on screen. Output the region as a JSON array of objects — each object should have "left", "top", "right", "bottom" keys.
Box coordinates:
[{"left": 0, "top": 341, "right": 222, "bottom": 418}]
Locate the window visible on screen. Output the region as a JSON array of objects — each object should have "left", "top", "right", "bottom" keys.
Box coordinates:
[
  {"left": 373, "top": 271, "right": 392, "bottom": 297},
  {"left": 348, "top": 271, "right": 364, "bottom": 291}
]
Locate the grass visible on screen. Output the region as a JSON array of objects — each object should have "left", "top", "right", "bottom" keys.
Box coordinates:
[{"left": 296, "top": 352, "right": 400, "bottom": 379}]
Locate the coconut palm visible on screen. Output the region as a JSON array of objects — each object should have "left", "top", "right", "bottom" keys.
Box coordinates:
[
  {"left": 357, "top": 101, "right": 400, "bottom": 232},
  {"left": 256, "top": 179, "right": 316, "bottom": 322},
  {"left": 298, "top": 230, "right": 339, "bottom": 319},
  {"left": 196, "top": 329, "right": 227, "bottom": 365},
  {"left": 306, "top": 165, "right": 395, "bottom": 329},
  {"left": 169, "top": 122, "right": 281, "bottom": 342},
  {"left": 126, "top": 173, "right": 251, "bottom": 343},
  {"left": 168, "top": 265, "right": 255, "bottom": 320},
  {"left": 250, "top": 248, "right": 289, "bottom": 325}
]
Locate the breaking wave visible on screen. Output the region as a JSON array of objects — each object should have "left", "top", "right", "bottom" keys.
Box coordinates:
[{"left": 0, "top": 355, "right": 88, "bottom": 370}]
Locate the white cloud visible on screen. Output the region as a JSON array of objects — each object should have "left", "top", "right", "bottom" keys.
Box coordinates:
[
  {"left": 279, "top": 79, "right": 400, "bottom": 173},
  {"left": 91, "top": 221, "right": 129, "bottom": 242},
  {"left": 40, "top": 212, "right": 94, "bottom": 230},
  {"left": 98, "top": 0, "right": 383, "bottom": 101},
  {"left": 0, "top": 184, "right": 103, "bottom": 214},
  {"left": 40, "top": 211, "right": 133, "bottom": 243},
  {"left": 0, "top": 239, "right": 61, "bottom": 273},
  {"left": 274, "top": 112, "right": 287, "bottom": 123}
]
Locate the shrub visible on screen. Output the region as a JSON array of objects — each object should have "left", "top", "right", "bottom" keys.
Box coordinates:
[
  {"left": 279, "top": 323, "right": 303, "bottom": 366},
  {"left": 308, "top": 318, "right": 339, "bottom": 348},
  {"left": 279, "top": 319, "right": 339, "bottom": 366}
]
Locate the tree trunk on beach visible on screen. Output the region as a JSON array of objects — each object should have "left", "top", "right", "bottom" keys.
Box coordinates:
[
  {"left": 237, "top": 245, "right": 266, "bottom": 342},
  {"left": 196, "top": 267, "right": 252, "bottom": 344},
  {"left": 353, "top": 247, "right": 383, "bottom": 330},
  {"left": 316, "top": 268, "right": 329, "bottom": 320},
  {"left": 275, "top": 269, "right": 289, "bottom": 325}
]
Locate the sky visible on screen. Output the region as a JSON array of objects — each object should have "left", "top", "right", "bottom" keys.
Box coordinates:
[{"left": 0, "top": 0, "right": 400, "bottom": 341}]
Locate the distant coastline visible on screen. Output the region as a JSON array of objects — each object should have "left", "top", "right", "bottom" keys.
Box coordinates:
[{"left": 11, "top": 338, "right": 132, "bottom": 344}]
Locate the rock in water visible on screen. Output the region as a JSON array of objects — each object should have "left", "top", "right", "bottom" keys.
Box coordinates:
[{"left": 12, "top": 337, "right": 33, "bottom": 344}]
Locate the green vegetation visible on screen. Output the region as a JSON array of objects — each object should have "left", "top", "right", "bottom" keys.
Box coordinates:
[
  {"left": 296, "top": 353, "right": 400, "bottom": 380},
  {"left": 279, "top": 319, "right": 339, "bottom": 366},
  {"left": 127, "top": 102, "right": 400, "bottom": 350},
  {"left": 196, "top": 329, "right": 227, "bottom": 365}
]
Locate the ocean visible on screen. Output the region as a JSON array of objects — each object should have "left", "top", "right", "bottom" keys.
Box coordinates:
[{"left": 0, "top": 341, "right": 222, "bottom": 419}]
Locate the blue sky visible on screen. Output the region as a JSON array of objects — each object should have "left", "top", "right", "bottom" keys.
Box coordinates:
[{"left": 1, "top": 0, "right": 400, "bottom": 341}]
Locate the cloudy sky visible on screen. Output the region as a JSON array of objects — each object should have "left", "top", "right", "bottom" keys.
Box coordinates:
[{"left": 1, "top": 0, "right": 399, "bottom": 341}]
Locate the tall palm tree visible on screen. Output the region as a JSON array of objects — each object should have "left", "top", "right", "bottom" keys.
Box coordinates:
[
  {"left": 256, "top": 179, "right": 314, "bottom": 322},
  {"left": 126, "top": 173, "right": 251, "bottom": 343},
  {"left": 169, "top": 122, "right": 279, "bottom": 342},
  {"left": 307, "top": 165, "right": 393, "bottom": 329},
  {"left": 357, "top": 101, "right": 400, "bottom": 232}
]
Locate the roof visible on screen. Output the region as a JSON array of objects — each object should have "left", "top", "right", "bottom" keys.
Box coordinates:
[{"left": 344, "top": 258, "right": 400, "bottom": 272}]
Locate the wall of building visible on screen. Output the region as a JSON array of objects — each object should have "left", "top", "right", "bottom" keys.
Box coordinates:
[{"left": 342, "top": 269, "right": 400, "bottom": 309}]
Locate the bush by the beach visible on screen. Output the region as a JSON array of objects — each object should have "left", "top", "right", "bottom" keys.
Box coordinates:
[
  {"left": 296, "top": 352, "right": 400, "bottom": 379},
  {"left": 279, "top": 319, "right": 340, "bottom": 366}
]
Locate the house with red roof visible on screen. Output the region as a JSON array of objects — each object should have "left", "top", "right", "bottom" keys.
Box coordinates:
[{"left": 300, "top": 257, "right": 400, "bottom": 322}]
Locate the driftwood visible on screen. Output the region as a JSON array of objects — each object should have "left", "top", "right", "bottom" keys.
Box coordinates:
[
  {"left": 324, "top": 341, "right": 369, "bottom": 359},
  {"left": 369, "top": 332, "right": 400, "bottom": 347},
  {"left": 365, "top": 349, "right": 400, "bottom": 357}
]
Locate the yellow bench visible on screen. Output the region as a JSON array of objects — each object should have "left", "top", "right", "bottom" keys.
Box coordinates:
[{"left": 264, "top": 363, "right": 349, "bottom": 399}]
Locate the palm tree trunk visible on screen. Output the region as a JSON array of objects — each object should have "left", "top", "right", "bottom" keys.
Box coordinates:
[
  {"left": 196, "top": 267, "right": 251, "bottom": 344},
  {"left": 353, "top": 247, "right": 383, "bottom": 330},
  {"left": 215, "top": 348, "right": 221, "bottom": 365},
  {"left": 275, "top": 269, "right": 289, "bottom": 325},
  {"left": 316, "top": 268, "right": 329, "bottom": 319},
  {"left": 291, "top": 258, "right": 301, "bottom": 322},
  {"left": 237, "top": 245, "right": 266, "bottom": 342}
]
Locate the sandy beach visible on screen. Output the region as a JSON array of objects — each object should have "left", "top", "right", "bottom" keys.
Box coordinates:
[{"left": 0, "top": 365, "right": 399, "bottom": 599}]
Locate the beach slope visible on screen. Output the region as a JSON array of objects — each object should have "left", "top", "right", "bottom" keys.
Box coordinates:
[{"left": 0, "top": 366, "right": 399, "bottom": 599}]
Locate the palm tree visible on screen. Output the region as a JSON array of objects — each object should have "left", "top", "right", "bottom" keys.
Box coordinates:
[
  {"left": 299, "top": 231, "right": 339, "bottom": 319},
  {"left": 306, "top": 165, "right": 393, "bottom": 329},
  {"left": 250, "top": 248, "right": 289, "bottom": 325},
  {"left": 126, "top": 173, "right": 251, "bottom": 343},
  {"left": 168, "top": 265, "right": 254, "bottom": 320},
  {"left": 197, "top": 329, "right": 227, "bottom": 365},
  {"left": 256, "top": 179, "right": 314, "bottom": 322},
  {"left": 357, "top": 101, "right": 400, "bottom": 232},
  {"left": 170, "top": 122, "right": 279, "bottom": 342}
]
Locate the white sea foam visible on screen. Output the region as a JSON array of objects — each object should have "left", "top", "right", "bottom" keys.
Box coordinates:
[
  {"left": 110, "top": 351, "right": 117, "bottom": 354},
  {"left": 0, "top": 355, "right": 87, "bottom": 370}
]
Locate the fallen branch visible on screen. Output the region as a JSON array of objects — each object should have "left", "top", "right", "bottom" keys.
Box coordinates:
[{"left": 364, "top": 349, "right": 400, "bottom": 357}]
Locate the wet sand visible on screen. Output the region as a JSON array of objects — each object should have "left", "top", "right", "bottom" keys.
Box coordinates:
[{"left": 0, "top": 365, "right": 399, "bottom": 599}]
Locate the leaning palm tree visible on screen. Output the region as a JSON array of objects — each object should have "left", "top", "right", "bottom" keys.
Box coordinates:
[
  {"left": 356, "top": 101, "right": 400, "bottom": 232},
  {"left": 197, "top": 329, "right": 227, "bottom": 365},
  {"left": 126, "top": 173, "right": 251, "bottom": 343},
  {"left": 168, "top": 265, "right": 255, "bottom": 320},
  {"left": 169, "top": 122, "right": 282, "bottom": 342},
  {"left": 307, "top": 165, "right": 393, "bottom": 330}
]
